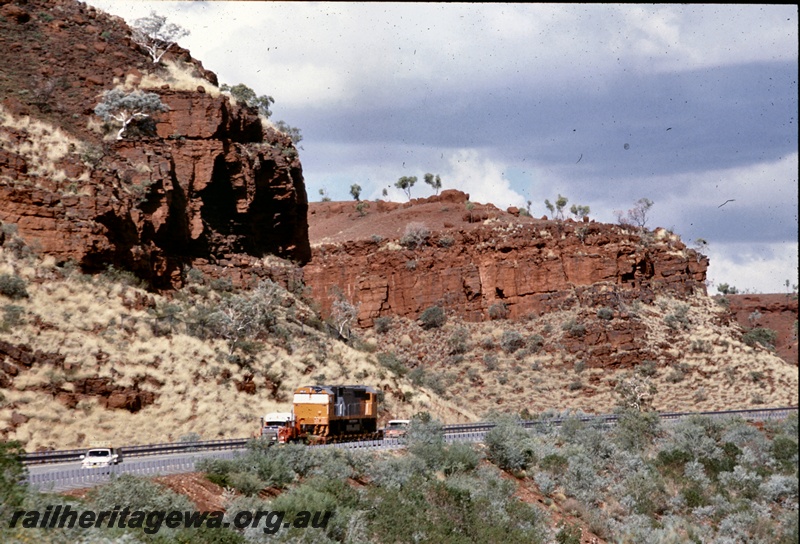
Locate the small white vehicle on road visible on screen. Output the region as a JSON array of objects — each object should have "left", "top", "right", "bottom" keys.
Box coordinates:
[{"left": 80, "top": 448, "right": 122, "bottom": 469}]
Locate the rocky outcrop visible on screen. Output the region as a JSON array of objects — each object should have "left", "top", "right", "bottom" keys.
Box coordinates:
[
  {"left": 304, "top": 191, "right": 708, "bottom": 326},
  {"left": 0, "top": 340, "right": 154, "bottom": 415},
  {"left": 0, "top": 104, "right": 309, "bottom": 287},
  {"left": 727, "top": 294, "right": 798, "bottom": 366},
  {"left": 0, "top": 0, "right": 309, "bottom": 289}
]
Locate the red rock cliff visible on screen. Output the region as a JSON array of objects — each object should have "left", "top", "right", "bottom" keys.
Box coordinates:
[
  {"left": 304, "top": 190, "right": 708, "bottom": 325},
  {"left": 0, "top": 0, "right": 309, "bottom": 288}
]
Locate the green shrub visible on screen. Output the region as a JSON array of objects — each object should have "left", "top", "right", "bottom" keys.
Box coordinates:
[
  {"left": 374, "top": 316, "right": 392, "bottom": 334},
  {"left": 556, "top": 522, "right": 582, "bottom": 544},
  {"left": 399, "top": 222, "right": 430, "bottom": 248},
  {"left": 612, "top": 409, "right": 661, "bottom": 451},
  {"left": 637, "top": 360, "right": 658, "bottom": 377},
  {"left": 526, "top": 334, "right": 544, "bottom": 353},
  {"left": 377, "top": 352, "right": 407, "bottom": 377},
  {"left": 562, "top": 318, "right": 586, "bottom": 338},
  {"left": 500, "top": 330, "right": 525, "bottom": 353},
  {"left": 100, "top": 265, "right": 146, "bottom": 288},
  {"left": 563, "top": 452, "right": 603, "bottom": 503},
  {"left": 437, "top": 235, "right": 455, "bottom": 248},
  {"left": 88, "top": 473, "right": 193, "bottom": 512},
  {"left": 221, "top": 83, "right": 274, "bottom": 118},
  {"left": 438, "top": 442, "right": 481, "bottom": 475},
  {"left": 267, "top": 477, "right": 352, "bottom": 541},
  {"left": 184, "top": 267, "right": 205, "bottom": 284},
  {"left": 484, "top": 418, "right": 535, "bottom": 472},
  {"left": 0, "top": 304, "right": 24, "bottom": 332},
  {"left": 408, "top": 367, "right": 426, "bottom": 387},
  {"left": 742, "top": 327, "right": 778, "bottom": 349},
  {"left": 772, "top": 436, "right": 798, "bottom": 470},
  {"left": 366, "top": 473, "right": 547, "bottom": 544},
  {"left": 447, "top": 327, "right": 469, "bottom": 354},
  {"left": 540, "top": 453, "right": 568, "bottom": 473},
  {"left": 597, "top": 307, "right": 614, "bottom": 320},
  {"left": 0, "top": 274, "right": 28, "bottom": 300},
  {"left": 664, "top": 303, "right": 690, "bottom": 330},
  {"left": 226, "top": 471, "right": 266, "bottom": 497},
  {"left": 666, "top": 366, "right": 686, "bottom": 383},
  {"left": 488, "top": 302, "right": 509, "bottom": 320},
  {"left": 371, "top": 454, "right": 429, "bottom": 490},
  {"left": 419, "top": 305, "right": 445, "bottom": 329},
  {"left": 620, "top": 464, "right": 668, "bottom": 515},
  {"left": 0, "top": 440, "right": 27, "bottom": 520},
  {"left": 210, "top": 276, "right": 234, "bottom": 292}
]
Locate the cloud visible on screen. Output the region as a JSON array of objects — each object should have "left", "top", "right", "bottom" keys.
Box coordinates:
[
  {"left": 82, "top": 1, "right": 798, "bottom": 293},
  {"left": 706, "top": 242, "right": 798, "bottom": 294},
  {"left": 443, "top": 149, "right": 527, "bottom": 209},
  {"left": 302, "top": 145, "right": 527, "bottom": 209},
  {"left": 652, "top": 152, "right": 798, "bottom": 245},
  {"left": 87, "top": 3, "right": 798, "bottom": 108}
]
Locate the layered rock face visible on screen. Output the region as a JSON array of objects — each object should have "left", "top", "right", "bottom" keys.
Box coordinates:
[
  {"left": 0, "top": 92, "right": 309, "bottom": 288},
  {"left": 0, "top": 0, "right": 309, "bottom": 288},
  {"left": 304, "top": 191, "right": 708, "bottom": 326},
  {"left": 727, "top": 294, "right": 798, "bottom": 366}
]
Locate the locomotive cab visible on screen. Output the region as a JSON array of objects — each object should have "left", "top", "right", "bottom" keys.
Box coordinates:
[{"left": 289, "top": 384, "right": 380, "bottom": 442}]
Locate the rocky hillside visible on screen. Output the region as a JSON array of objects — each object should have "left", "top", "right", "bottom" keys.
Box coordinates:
[
  {"left": 305, "top": 189, "right": 708, "bottom": 326},
  {"left": 0, "top": 0, "right": 796, "bottom": 452},
  {"left": 0, "top": 0, "right": 309, "bottom": 289},
  {"left": 727, "top": 293, "right": 798, "bottom": 366},
  {"left": 302, "top": 192, "right": 797, "bottom": 417}
]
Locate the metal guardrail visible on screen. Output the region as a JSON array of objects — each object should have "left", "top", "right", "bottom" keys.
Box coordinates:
[
  {"left": 21, "top": 406, "right": 798, "bottom": 465},
  {"left": 25, "top": 450, "right": 240, "bottom": 493},
  {"left": 444, "top": 406, "right": 798, "bottom": 434},
  {"left": 22, "top": 437, "right": 250, "bottom": 465},
  {"left": 23, "top": 407, "right": 797, "bottom": 493}
]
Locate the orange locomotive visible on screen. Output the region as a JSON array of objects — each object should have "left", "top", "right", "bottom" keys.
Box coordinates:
[{"left": 278, "top": 385, "right": 382, "bottom": 444}]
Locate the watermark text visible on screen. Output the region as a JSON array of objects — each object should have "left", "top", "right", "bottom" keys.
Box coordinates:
[{"left": 9, "top": 506, "right": 332, "bottom": 535}]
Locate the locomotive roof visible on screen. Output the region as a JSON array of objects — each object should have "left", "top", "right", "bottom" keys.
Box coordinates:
[{"left": 295, "top": 385, "right": 379, "bottom": 394}]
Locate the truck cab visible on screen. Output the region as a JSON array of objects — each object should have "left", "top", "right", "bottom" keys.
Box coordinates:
[
  {"left": 260, "top": 412, "right": 292, "bottom": 443},
  {"left": 383, "top": 419, "right": 410, "bottom": 439}
]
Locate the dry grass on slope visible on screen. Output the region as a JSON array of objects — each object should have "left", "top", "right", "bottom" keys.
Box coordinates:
[
  {"left": 365, "top": 291, "right": 798, "bottom": 419},
  {"left": 0, "top": 241, "right": 467, "bottom": 451},
  {"left": 1, "top": 227, "right": 796, "bottom": 451}
]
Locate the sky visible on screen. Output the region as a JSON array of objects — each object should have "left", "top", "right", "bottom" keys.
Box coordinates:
[{"left": 84, "top": 1, "right": 798, "bottom": 294}]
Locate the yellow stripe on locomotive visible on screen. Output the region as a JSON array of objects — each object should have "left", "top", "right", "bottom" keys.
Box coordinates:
[{"left": 292, "top": 385, "right": 379, "bottom": 438}]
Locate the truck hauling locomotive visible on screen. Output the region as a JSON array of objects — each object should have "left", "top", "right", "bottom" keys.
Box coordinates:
[
  {"left": 258, "top": 412, "right": 292, "bottom": 443},
  {"left": 260, "top": 385, "right": 382, "bottom": 444}
]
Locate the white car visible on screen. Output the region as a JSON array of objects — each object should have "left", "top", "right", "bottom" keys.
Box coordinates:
[{"left": 80, "top": 448, "right": 122, "bottom": 469}]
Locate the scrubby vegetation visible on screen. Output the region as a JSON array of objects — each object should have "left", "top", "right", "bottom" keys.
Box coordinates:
[
  {"left": 2, "top": 410, "right": 796, "bottom": 543},
  {"left": 2, "top": 217, "right": 797, "bottom": 449},
  {"left": 0, "top": 223, "right": 462, "bottom": 450}
]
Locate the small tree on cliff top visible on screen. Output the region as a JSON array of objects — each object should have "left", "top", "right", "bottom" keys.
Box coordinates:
[
  {"left": 424, "top": 173, "right": 442, "bottom": 195},
  {"left": 131, "top": 11, "right": 189, "bottom": 64},
  {"left": 615, "top": 197, "right": 654, "bottom": 229},
  {"left": 395, "top": 176, "right": 417, "bottom": 201},
  {"left": 220, "top": 83, "right": 275, "bottom": 119},
  {"left": 94, "top": 89, "right": 168, "bottom": 140},
  {"left": 544, "top": 194, "right": 568, "bottom": 220}
]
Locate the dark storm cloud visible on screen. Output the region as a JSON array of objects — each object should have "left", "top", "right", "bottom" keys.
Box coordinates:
[{"left": 290, "top": 60, "right": 797, "bottom": 183}]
